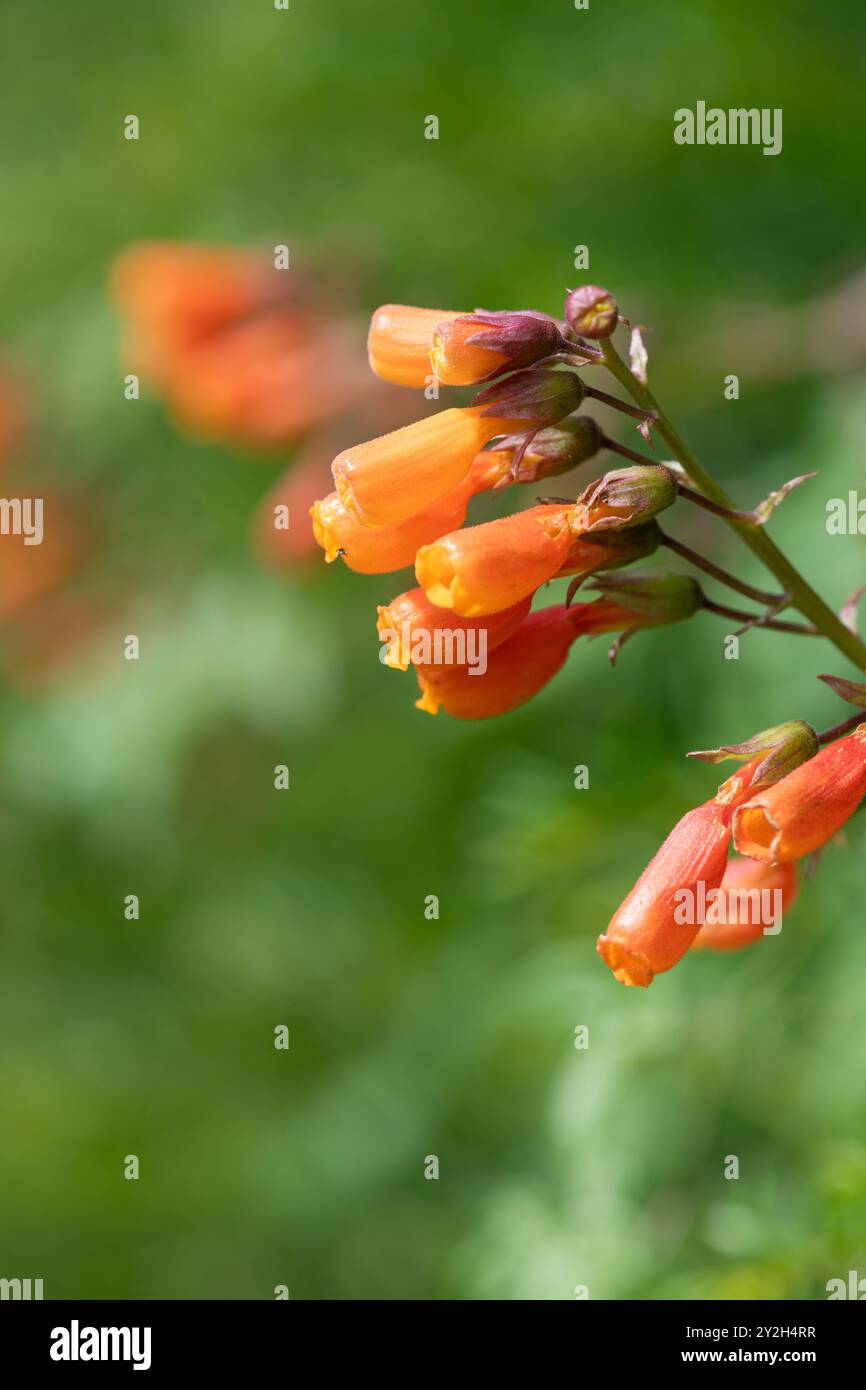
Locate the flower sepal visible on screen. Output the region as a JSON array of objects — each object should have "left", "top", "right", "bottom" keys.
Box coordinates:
[
  {"left": 587, "top": 570, "right": 702, "bottom": 625},
  {"left": 818, "top": 673, "right": 866, "bottom": 709},
  {"left": 485, "top": 414, "right": 605, "bottom": 486},
  {"left": 688, "top": 720, "right": 820, "bottom": 793},
  {"left": 431, "top": 310, "right": 563, "bottom": 386},
  {"left": 571, "top": 464, "right": 677, "bottom": 533},
  {"left": 472, "top": 367, "right": 584, "bottom": 427}
]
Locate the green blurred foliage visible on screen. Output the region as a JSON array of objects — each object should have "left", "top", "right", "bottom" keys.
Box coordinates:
[{"left": 0, "top": 0, "right": 864, "bottom": 1299}]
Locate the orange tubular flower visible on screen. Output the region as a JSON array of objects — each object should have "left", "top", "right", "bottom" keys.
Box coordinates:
[
  {"left": 415, "top": 604, "right": 581, "bottom": 718},
  {"left": 331, "top": 406, "right": 516, "bottom": 528},
  {"left": 368, "top": 305, "right": 464, "bottom": 387},
  {"left": 732, "top": 725, "right": 866, "bottom": 863},
  {"left": 377, "top": 589, "right": 532, "bottom": 670},
  {"left": 311, "top": 449, "right": 511, "bottom": 574},
  {"left": 691, "top": 859, "right": 799, "bottom": 952},
  {"left": 597, "top": 754, "right": 769, "bottom": 988},
  {"left": 414, "top": 599, "right": 643, "bottom": 718},
  {"left": 598, "top": 801, "right": 734, "bottom": 988},
  {"left": 415, "top": 503, "right": 574, "bottom": 618}
]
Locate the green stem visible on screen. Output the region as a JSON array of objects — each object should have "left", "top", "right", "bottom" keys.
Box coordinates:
[{"left": 600, "top": 337, "right": 866, "bottom": 669}]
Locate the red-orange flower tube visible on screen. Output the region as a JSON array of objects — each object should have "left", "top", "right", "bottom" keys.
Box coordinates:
[
  {"left": 732, "top": 725, "right": 866, "bottom": 863},
  {"left": 598, "top": 802, "right": 734, "bottom": 987},
  {"left": 597, "top": 754, "right": 771, "bottom": 987},
  {"left": 377, "top": 589, "right": 532, "bottom": 670},
  {"left": 367, "top": 305, "right": 463, "bottom": 387},
  {"left": 332, "top": 406, "right": 517, "bottom": 528},
  {"left": 415, "top": 503, "right": 574, "bottom": 618},
  {"left": 414, "top": 600, "right": 644, "bottom": 718},
  {"left": 311, "top": 449, "right": 512, "bottom": 574},
  {"left": 690, "top": 859, "right": 799, "bottom": 952}
]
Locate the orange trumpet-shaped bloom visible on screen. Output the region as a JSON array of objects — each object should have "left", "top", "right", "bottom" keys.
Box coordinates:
[
  {"left": 377, "top": 589, "right": 532, "bottom": 670},
  {"left": 415, "top": 605, "right": 580, "bottom": 718},
  {"left": 311, "top": 450, "right": 511, "bottom": 575},
  {"left": 415, "top": 503, "right": 574, "bottom": 618},
  {"left": 367, "top": 305, "right": 463, "bottom": 388},
  {"left": 690, "top": 859, "right": 799, "bottom": 952},
  {"left": 732, "top": 725, "right": 866, "bottom": 864},
  {"left": 413, "top": 600, "right": 641, "bottom": 718},
  {"left": 597, "top": 754, "right": 769, "bottom": 987},
  {"left": 597, "top": 801, "right": 734, "bottom": 987},
  {"left": 331, "top": 406, "right": 515, "bottom": 529}
]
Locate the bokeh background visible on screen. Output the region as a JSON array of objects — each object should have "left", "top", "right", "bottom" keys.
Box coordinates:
[{"left": 1, "top": 0, "right": 865, "bottom": 1299}]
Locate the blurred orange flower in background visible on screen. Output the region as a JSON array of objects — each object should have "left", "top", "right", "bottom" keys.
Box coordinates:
[{"left": 111, "top": 241, "right": 370, "bottom": 451}]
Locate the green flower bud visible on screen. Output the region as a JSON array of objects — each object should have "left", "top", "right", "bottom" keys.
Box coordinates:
[
  {"left": 474, "top": 367, "right": 584, "bottom": 428},
  {"left": 688, "top": 720, "right": 820, "bottom": 789},
  {"left": 589, "top": 571, "right": 703, "bottom": 625},
  {"left": 572, "top": 465, "right": 677, "bottom": 533},
  {"left": 492, "top": 414, "right": 605, "bottom": 484}
]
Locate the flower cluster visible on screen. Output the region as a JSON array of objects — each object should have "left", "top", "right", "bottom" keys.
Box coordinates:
[
  {"left": 312, "top": 290, "right": 711, "bottom": 718},
  {"left": 599, "top": 719, "right": 866, "bottom": 987},
  {"left": 311, "top": 278, "right": 866, "bottom": 990}
]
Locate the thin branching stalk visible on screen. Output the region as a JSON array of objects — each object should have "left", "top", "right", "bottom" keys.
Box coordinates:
[{"left": 600, "top": 337, "right": 866, "bottom": 668}]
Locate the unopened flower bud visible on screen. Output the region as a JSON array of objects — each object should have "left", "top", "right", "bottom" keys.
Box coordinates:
[
  {"left": 572, "top": 465, "right": 677, "bottom": 533},
  {"left": 559, "top": 521, "right": 661, "bottom": 580},
  {"left": 473, "top": 367, "right": 584, "bottom": 429},
  {"left": 486, "top": 414, "right": 605, "bottom": 485},
  {"left": 431, "top": 311, "right": 561, "bottom": 387},
  {"left": 588, "top": 571, "right": 702, "bottom": 626},
  {"left": 689, "top": 720, "right": 819, "bottom": 792},
  {"left": 565, "top": 285, "right": 619, "bottom": 340}
]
